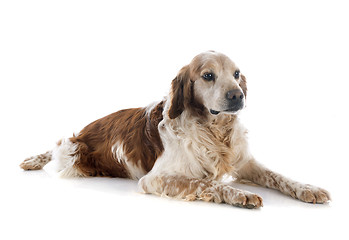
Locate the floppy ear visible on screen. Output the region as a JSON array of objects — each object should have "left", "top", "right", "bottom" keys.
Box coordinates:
[
  {"left": 240, "top": 74, "right": 248, "bottom": 98},
  {"left": 168, "top": 65, "right": 190, "bottom": 119}
]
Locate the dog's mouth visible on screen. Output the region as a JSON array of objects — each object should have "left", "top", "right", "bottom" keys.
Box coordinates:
[
  {"left": 209, "top": 107, "right": 242, "bottom": 115},
  {"left": 210, "top": 109, "right": 221, "bottom": 115},
  {"left": 210, "top": 102, "right": 245, "bottom": 115}
]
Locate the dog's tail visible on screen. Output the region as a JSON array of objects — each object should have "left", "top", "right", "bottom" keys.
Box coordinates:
[{"left": 20, "top": 151, "right": 52, "bottom": 170}]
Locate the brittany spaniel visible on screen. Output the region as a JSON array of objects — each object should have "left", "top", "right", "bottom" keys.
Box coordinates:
[{"left": 20, "top": 51, "right": 330, "bottom": 208}]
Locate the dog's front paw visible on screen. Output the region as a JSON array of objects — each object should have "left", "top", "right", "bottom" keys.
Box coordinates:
[
  {"left": 224, "top": 189, "right": 263, "bottom": 209},
  {"left": 200, "top": 186, "right": 263, "bottom": 209},
  {"left": 294, "top": 184, "right": 331, "bottom": 204}
]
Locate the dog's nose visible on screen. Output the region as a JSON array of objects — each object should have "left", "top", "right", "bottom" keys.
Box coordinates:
[{"left": 226, "top": 89, "right": 244, "bottom": 102}]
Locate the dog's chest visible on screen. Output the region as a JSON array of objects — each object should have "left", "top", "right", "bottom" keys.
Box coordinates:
[{"left": 158, "top": 115, "right": 247, "bottom": 180}]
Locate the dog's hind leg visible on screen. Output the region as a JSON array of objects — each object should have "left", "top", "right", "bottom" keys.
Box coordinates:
[
  {"left": 20, "top": 151, "right": 52, "bottom": 170},
  {"left": 20, "top": 138, "right": 82, "bottom": 177}
]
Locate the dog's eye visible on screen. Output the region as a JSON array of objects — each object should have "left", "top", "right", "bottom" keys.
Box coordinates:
[
  {"left": 202, "top": 72, "right": 215, "bottom": 81},
  {"left": 234, "top": 70, "right": 240, "bottom": 79}
]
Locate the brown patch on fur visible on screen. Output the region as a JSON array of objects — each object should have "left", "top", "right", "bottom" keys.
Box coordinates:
[
  {"left": 168, "top": 65, "right": 207, "bottom": 119},
  {"left": 70, "top": 101, "right": 165, "bottom": 178},
  {"left": 240, "top": 74, "right": 248, "bottom": 98},
  {"left": 168, "top": 66, "right": 187, "bottom": 119}
]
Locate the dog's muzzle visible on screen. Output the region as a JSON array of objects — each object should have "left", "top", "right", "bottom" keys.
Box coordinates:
[{"left": 210, "top": 89, "right": 245, "bottom": 115}]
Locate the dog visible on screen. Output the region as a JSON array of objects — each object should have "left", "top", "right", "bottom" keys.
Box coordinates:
[{"left": 20, "top": 51, "right": 330, "bottom": 208}]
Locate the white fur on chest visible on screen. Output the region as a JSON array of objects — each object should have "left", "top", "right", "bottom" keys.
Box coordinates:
[{"left": 150, "top": 111, "right": 251, "bottom": 180}]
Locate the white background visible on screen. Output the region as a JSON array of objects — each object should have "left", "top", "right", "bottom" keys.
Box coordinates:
[{"left": 1, "top": 0, "right": 348, "bottom": 239}]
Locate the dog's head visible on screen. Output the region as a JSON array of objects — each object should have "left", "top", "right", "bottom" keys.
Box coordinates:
[{"left": 168, "top": 51, "right": 247, "bottom": 119}]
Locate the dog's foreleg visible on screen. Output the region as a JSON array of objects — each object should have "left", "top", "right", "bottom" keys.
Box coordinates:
[
  {"left": 139, "top": 174, "right": 263, "bottom": 208},
  {"left": 237, "top": 159, "right": 330, "bottom": 203}
]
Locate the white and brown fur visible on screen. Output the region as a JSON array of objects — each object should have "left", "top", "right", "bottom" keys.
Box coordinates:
[{"left": 20, "top": 51, "right": 330, "bottom": 208}]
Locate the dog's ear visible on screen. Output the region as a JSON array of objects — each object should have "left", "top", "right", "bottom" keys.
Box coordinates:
[
  {"left": 240, "top": 74, "right": 247, "bottom": 98},
  {"left": 168, "top": 65, "right": 190, "bottom": 119}
]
